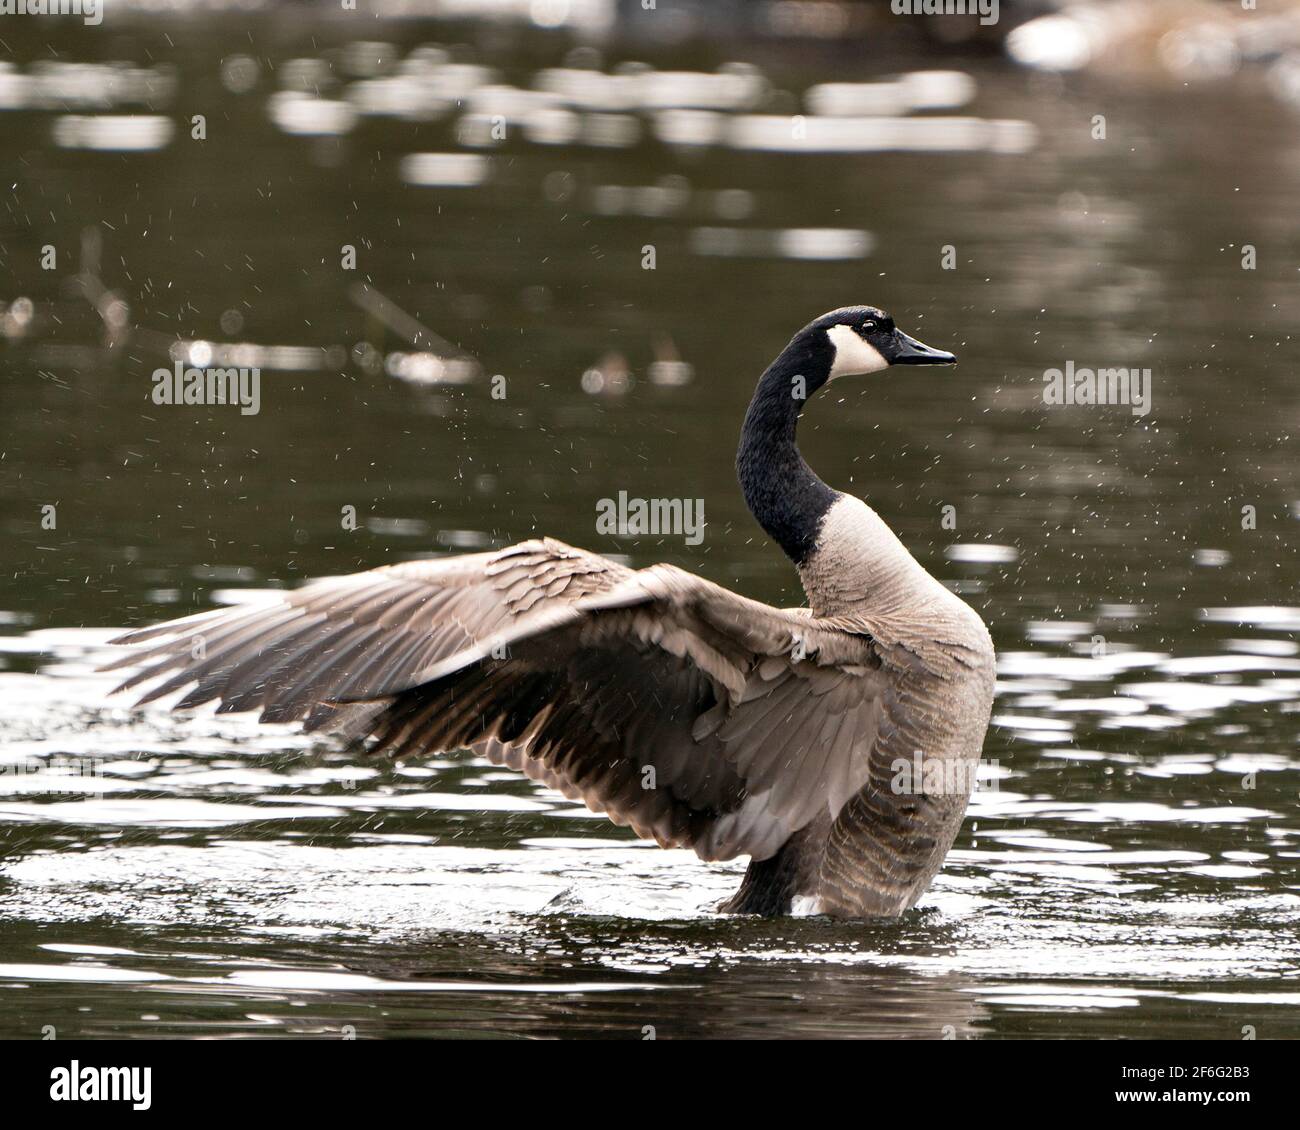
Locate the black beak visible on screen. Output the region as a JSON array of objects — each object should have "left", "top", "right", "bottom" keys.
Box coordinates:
[{"left": 888, "top": 330, "right": 957, "bottom": 366}]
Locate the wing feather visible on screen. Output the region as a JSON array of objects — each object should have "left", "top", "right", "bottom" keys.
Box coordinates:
[{"left": 104, "top": 541, "right": 892, "bottom": 863}]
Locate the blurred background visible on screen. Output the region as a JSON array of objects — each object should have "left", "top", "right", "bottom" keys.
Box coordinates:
[{"left": 1, "top": 0, "right": 1298, "bottom": 1040}]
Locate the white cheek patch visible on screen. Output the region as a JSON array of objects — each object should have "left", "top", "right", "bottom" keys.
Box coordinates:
[{"left": 826, "top": 324, "right": 889, "bottom": 379}]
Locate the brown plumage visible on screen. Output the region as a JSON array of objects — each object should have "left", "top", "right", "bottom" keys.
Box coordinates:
[{"left": 104, "top": 306, "right": 995, "bottom": 917}]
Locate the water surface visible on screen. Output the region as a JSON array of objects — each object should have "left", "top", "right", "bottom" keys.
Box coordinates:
[{"left": 2, "top": 13, "right": 1298, "bottom": 1039}]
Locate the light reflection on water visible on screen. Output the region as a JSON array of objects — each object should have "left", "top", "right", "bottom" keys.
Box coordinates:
[
  {"left": 2, "top": 15, "right": 1299, "bottom": 1039},
  {"left": 1, "top": 624, "right": 1298, "bottom": 1039}
]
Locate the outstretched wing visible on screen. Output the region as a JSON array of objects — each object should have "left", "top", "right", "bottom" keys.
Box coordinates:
[
  {"left": 105, "top": 539, "right": 893, "bottom": 863},
  {"left": 104, "top": 539, "right": 628, "bottom": 731}
]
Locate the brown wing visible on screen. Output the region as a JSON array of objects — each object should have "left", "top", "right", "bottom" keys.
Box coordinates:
[
  {"left": 105, "top": 540, "right": 892, "bottom": 863},
  {"left": 327, "top": 561, "right": 892, "bottom": 861},
  {"left": 103, "top": 539, "right": 629, "bottom": 729}
]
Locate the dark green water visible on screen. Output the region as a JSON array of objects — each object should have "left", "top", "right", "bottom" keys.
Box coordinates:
[{"left": 1, "top": 11, "right": 1298, "bottom": 1039}]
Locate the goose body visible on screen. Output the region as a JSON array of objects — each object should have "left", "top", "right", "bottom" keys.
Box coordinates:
[{"left": 106, "top": 306, "right": 995, "bottom": 918}]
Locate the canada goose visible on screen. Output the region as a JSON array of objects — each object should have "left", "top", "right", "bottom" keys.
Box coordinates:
[{"left": 104, "top": 306, "right": 996, "bottom": 919}]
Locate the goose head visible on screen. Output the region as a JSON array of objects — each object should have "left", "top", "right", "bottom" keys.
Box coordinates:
[
  {"left": 738, "top": 305, "right": 960, "bottom": 565},
  {"left": 810, "top": 305, "right": 957, "bottom": 381}
]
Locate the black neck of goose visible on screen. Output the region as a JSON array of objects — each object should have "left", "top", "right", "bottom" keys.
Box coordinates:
[{"left": 736, "top": 336, "right": 840, "bottom": 567}]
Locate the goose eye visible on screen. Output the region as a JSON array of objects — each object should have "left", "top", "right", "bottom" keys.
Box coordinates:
[{"left": 861, "top": 321, "right": 875, "bottom": 332}]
